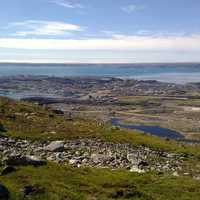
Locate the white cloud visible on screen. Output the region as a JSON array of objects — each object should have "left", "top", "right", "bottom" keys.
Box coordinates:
[
  {"left": 9, "top": 20, "right": 83, "bottom": 37},
  {"left": 50, "top": 0, "right": 84, "bottom": 9},
  {"left": 1, "top": 34, "right": 200, "bottom": 51},
  {"left": 121, "top": 4, "right": 145, "bottom": 14}
]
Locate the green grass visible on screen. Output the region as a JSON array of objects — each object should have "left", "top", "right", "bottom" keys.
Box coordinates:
[
  {"left": 0, "top": 97, "right": 103, "bottom": 140},
  {"left": 0, "top": 163, "right": 200, "bottom": 200}
]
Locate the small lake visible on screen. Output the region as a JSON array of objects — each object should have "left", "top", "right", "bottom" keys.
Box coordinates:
[{"left": 111, "top": 118, "right": 185, "bottom": 140}]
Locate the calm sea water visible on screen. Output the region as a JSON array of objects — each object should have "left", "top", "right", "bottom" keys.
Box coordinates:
[{"left": 1, "top": 63, "right": 200, "bottom": 84}]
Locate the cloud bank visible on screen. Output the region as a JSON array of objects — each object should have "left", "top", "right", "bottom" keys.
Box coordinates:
[{"left": 1, "top": 34, "right": 200, "bottom": 51}]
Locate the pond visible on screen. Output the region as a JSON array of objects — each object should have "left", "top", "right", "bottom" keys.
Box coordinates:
[{"left": 111, "top": 118, "right": 185, "bottom": 140}]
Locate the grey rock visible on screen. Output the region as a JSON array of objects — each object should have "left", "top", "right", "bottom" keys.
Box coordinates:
[
  {"left": 127, "top": 153, "right": 139, "bottom": 164},
  {"left": 172, "top": 171, "right": 179, "bottom": 177},
  {"left": 130, "top": 165, "right": 145, "bottom": 173},
  {"left": 45, "top": 141, "right": 65, "bottom": 152},
  {"left": 69, "top": 159, "right": 80, "bottom": 165},
  {"left": 0, "top": 137, "right": 184, "bottom": 174},
  {"left": 91, "top": 153, "right": 110, "bottom": 164},
  {"left": 47, "top": 155, "right": 55, "bottom": 161}
]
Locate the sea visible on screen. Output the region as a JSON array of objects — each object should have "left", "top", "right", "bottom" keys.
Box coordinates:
[{"left": 1, "top": 63, "right": 200, "bottom": 84}]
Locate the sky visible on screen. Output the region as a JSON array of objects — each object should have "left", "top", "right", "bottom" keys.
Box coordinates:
[{"left": 0, "top": 0, "right": 200, "bottom": 63}]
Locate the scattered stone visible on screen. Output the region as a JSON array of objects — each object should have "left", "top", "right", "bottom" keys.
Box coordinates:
[
  {"left": 130, "top": 166, "right": 145, "bottom": 173},
  {"left": 183, "top": 172, "right": 190, "bottom": 176},
  {"left": 0, "top": 137, "right": 185, "bottom": 174},
  {"left": 172, "top": 171, "right": 179, "bottom": 177},
  {"left": 193, "top": 176, "right": 200, "bottom": 180},
  {"left": 69, "top": 159, "right": 79, "bottom": 165},
  {"left": 127, "top": 153, "right": 139, "bottom": 164},
  {"left": 91, "top": 153, "right": 110, "bottom": 164}
]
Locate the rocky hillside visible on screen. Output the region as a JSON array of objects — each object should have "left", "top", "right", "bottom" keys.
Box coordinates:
[
  {"left": 0, "top": 137, "right": 184, "bottom": 174},
  {"left": 1, "top": 97, "right": 200, "bottom": 199}
]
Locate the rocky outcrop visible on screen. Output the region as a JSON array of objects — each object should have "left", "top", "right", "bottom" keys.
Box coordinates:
[{"left": 0, "top": 137, "right": 184, "bottom": 174}]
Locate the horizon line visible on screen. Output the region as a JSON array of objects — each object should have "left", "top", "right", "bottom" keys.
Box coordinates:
[{"left": 0, "top": 61, "right": 200, "bottom": 65}]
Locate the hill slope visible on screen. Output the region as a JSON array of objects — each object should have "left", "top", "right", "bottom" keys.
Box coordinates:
[{"left": 0, "top": 97, "right": 200, "bottom": 199}]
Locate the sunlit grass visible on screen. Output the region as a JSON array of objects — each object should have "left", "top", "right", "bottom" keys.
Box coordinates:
[{"left": 1, "top": 163, "right": 200, "bottom": 200}]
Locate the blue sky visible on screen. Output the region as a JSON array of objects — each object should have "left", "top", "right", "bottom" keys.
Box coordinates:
[{"left": 0, "top": 0, "right": 200, "bottom": 63}]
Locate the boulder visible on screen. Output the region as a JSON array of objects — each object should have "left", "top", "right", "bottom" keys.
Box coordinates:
[
  {"left": 3, "top": 156, "right": 46, "bottom": 167},
  {"left": 45, "top": 141, "right": 65, "bottom": 152},
  {"left": 0, "top": 183, "right": 9, "bottom": 200}
]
